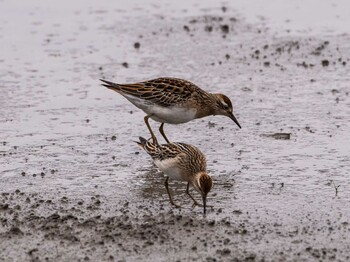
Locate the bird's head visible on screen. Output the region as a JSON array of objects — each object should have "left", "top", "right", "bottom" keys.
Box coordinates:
[
  {"left": 212, "top": 94, "right": 241, "bottom": 129},
  {"left": 192, "top": 172, "right": 213, "bottom": 214}
]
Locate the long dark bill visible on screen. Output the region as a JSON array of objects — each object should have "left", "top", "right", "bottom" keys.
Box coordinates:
[
  {"left": 230, "top": 113, "right": 241, "bottom": 129},
  {"left": 202, "top": 195, "right": 207, "bottom": 214}
]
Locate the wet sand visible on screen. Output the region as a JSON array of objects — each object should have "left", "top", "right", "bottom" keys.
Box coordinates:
[{"left": 1, "top": 0, "right": 350, "bottom": 261}]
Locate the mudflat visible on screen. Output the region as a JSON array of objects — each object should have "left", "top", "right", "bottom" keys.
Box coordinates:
[{"left": 1, "top": 0, "right": 350, "bottom": 261}]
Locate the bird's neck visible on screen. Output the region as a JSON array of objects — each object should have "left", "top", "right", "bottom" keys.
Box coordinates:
[{"left": 195, "top": 93, "right": 217, "bottom": 118}]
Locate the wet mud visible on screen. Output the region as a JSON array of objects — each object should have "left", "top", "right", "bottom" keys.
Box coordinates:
[{"left": 1, "top": 0, "right": 350, "bottom": 261}]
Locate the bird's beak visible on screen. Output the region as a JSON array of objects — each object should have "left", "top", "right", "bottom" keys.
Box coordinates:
[
  {"left": 202, "top": 195, "right": 207, "bottom": 214},
  {"left": 229, "top": 113, "right": 241, "bottom": 129}
]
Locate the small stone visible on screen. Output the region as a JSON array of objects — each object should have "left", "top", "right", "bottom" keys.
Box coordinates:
[
  {"left": 220, "top": 24, "right": 229, "bottom": 33},
  {"left": 205, "top": 25, "right": 213, "bottom": 32},
  {"left": 321, "top": 60, "right": 329, "bottom": 67}
]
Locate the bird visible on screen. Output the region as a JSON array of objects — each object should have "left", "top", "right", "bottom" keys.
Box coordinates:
[
  {"left": 101, "top": 77, "right": 241, "bottom": 144},
  {"left": 136, "top": 136, "right": 212, "bottom": 214}
]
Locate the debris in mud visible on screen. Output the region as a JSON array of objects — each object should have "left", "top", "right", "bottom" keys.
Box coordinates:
[
  {"left": 205, "top": 25, "right": 213, "bottom": 32},
  {"left": 331, "top": 89, "right": 340, "bottom": 95},
  {"left": 328, "top": 180, "right": 340, "bottom": 196},
  {"left": 122, "top": 62, "right": 129, "bottom": 68},
  {"left": 220, "top": 24, "right": 229, "bottom": 34},
  {"left": 321, "top": 60, "right": 329, "bottom": 67},
  {"left": 305, "top": 126, "right": 315, "bottom": 133},
  {"left": 241, "top": 87, "right": 252, "bottom": 92},
  {"left": 233, "top": 210, "right": 242, "bottom": 215},
  {"left": 208, "top": 121, "right": 217, "bottom": 128},
  {"left": 183, "top": 25, "right": 190, "bottom": 32},
  {"left": 216, "top": 248, "right": 231, "bottom": 256},
  {"left": 275, "top": 41, "right": 300, "bottom": 54},
  {"left": 111, "top": 135, "right": 117, "bottom": 140},
  {"left": 9, "top": 226, "right": 23, "bottom": 235},
  {"left": 134, "top": 42, "right": 140, "bottom": 49},
  {"left": 262, "top": 133, "right": 291, "bottom": 140},
  {"left": 311, "top": 41, "right": 329, "bottom": 55},
  {"left": 0, "top": 204, "right": 9, "bottom": 210},
  {"left": 297, "top": 61, "right": 314, "bottom": 68}
]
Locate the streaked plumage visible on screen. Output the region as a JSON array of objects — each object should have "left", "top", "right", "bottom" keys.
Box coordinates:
[
  {"left": 101, "top": 77, "right": 241, "bottom": 144},
  {"left": 137, "top": 137, "right": 213, "bottom": 213}
]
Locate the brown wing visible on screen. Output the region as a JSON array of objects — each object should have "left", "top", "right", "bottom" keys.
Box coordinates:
[
  {"left": 101, "top": 77, "right": 202, "bottom": 107},
  {"left": 142, "top": 140, "right": 184, "bottom": 160}
]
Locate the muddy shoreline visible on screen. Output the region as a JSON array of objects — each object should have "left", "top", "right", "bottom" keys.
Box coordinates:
[{"left": 1, "top": 0, "right": 350, "bottom": 261}]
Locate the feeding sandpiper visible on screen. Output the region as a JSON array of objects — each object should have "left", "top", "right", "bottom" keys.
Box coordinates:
[
  {"left": 136, "top": 137, "right": 212, "bottom": 214},
  {"left": 101, "top": 77, "right": 241, "bottom": 144}
]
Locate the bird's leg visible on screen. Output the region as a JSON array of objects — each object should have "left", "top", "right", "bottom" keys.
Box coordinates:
[
  {"left": 186, "top": 182, "right": 203, "bottom": 207},
  {"left": 144, "top": 115, "right": 158, "bottom": 145},
  {"left": 164, "top": 177, "right": 181, "bottom": 208},
  {"left": 159, "top": 123, "right": 170, "bottom": 143}
]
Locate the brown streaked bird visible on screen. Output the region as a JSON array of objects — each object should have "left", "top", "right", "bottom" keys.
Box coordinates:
[
  {"left": 101, "top": 77, "right": 241, "bottom": 144},
  {"left": 136, "top": 137, "right": 212, "bottom": 214}
]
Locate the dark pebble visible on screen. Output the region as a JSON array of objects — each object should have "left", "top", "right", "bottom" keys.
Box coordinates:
[
  {"left": 220, "top": 24, "right": 229, "bottom": 33},
  {"left": 321, "top": 60, "right": 329, "bottom": 67},
  {"left": 205, "top": 26, "right": 213, "bottom": 32}
]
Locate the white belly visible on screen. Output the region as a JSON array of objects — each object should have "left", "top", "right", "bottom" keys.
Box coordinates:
[
  {"left": 150, "top": 106, "right": 197, "bottom": 124},
  {"left": 154, "top": 158, "right": 184, "bottom": 181},
  {"left": 122, "top": 94, "right": 197, "bottom": 124}
]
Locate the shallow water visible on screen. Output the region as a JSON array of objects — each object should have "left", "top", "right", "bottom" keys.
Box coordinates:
[{"left": 1, "top": 0, "right": 350, "bottom": 261}]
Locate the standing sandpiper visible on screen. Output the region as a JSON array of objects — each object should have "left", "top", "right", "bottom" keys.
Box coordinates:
[
  {"left": 101, "top": 77, "right": 241, "bottom": 144},
  {"left": 136, "top": 137, "right": 212, "bottom": 214}
]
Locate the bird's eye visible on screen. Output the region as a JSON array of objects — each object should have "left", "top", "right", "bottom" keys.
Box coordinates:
[{"left": 222, "top": 104, "right": 229, "bottom": 110}]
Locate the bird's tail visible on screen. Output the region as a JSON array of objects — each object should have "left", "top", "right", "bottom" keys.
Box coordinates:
[
  {"left": 136, "top": 137, "right": 160, "bottom": 158},
  {"left": 100, "top": 79, "right": 121, "bottom": 91},
  {"left": 135, "top": 137, "right": 148, "bottom": 149}
]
